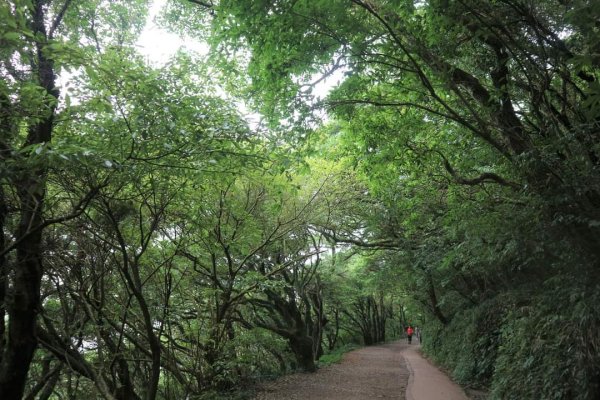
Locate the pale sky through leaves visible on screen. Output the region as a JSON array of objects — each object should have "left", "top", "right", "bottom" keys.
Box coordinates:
[
  {"left": 136, "top": 0, "right": 209, "bottom": 65},
  {"left": 136, "top": 0, "right": 343, "bottom": 96}
]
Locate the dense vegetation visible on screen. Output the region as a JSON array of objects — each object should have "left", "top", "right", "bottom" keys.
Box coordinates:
[{"left": 1, "top": 0, "right": 599, "bottom": 399}]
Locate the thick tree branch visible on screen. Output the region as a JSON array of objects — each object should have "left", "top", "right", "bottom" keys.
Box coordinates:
[
  {"left": 37, "top": 324, "right": 116, "bottom": 400},
  {"left": 437, "top": 151, "right": 520, "bottom": 189},
  {"left": 0, "top": 181, "right": 109, "bottom": 259},
  {"left": 49, "top": 0, "right": 73, "bottom": 39},
  {"left": 314, "top": 226, "right": 401, "bottom": 249},
  {"left": 187, "top": 0, "right": 213, "bottom": 9}
]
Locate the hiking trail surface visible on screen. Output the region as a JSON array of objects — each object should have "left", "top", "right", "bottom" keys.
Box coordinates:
[{"left": 253, "top": 341, "right": 469, "bottom": 400}]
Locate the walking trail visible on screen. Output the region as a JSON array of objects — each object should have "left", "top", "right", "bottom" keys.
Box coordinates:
[{"left": 253, "top": 341, "right": 469, "bottom": 400}]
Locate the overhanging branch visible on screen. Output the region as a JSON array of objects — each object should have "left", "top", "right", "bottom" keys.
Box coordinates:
[{"left": 437, "top": 151, "right": 520, "bottom": 190}]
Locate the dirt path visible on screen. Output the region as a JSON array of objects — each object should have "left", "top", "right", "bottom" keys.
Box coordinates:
[
  {"left": 253, "top": 341, "right": 469, "bottom": 400},
  {"left": 254, "top": 341, "right": 408, "bottom": 399}
]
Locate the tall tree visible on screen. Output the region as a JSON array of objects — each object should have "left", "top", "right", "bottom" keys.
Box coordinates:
[{"left": 0, "top": 1, "right": 82, "bottom": 396}]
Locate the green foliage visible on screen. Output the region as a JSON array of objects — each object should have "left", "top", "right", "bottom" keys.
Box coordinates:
[
  {"left": 423, "top": 297, "right": 506, "bottom": 388},
  {"left": 3, "top": 0, "right": 600, "bottom": 399},
  {"left": 492, "top": 277, "right": 600, "bottom": 400}
]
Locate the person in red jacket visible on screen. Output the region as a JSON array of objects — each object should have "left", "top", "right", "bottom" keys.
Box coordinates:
[{"left": 406, "top": 325, "right": 414, "bottom": 344}]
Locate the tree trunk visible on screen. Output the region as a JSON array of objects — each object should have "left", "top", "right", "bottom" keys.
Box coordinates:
[
  {"left": 427, "top": 273, "right": 448, "bottom": 325},
  {"left": 0, "top": 179, "right": 46, "bottom": 400},
  {"left": 289, "top": 335, "right": 316, "bottom": 372},
  {"left": 0, "top": 1, "right": 60, "bottom": 397},
  {"left": 0, "top": 186, "right": 7, "bottom": 362},
  {"left": 0, "top": 270, "right": 41, "bottom": 398},
  {"left": 326, "top": 310, "right": 340, "bottom": 351}
]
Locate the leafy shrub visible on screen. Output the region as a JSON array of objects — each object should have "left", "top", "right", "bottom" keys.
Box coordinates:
[
  {"left": 423, "top": 273, "right": 600, "bottom": 400},
  {"left": 491, "top": 277, "right": 600, "bottom": 400},
  {"left": 422, "top": 297, "right": 505, "bottom": 388}
]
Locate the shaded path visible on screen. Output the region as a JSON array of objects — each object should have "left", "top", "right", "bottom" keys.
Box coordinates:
[
  {"left": 253, "top": 340, "right": 469, "bottom": 399},
  {"left": 254, "top": 341, "right": 408, "bottom": 399}
]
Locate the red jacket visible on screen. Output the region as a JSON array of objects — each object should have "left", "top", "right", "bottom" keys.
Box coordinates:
[{"left": 407, "top": 327, "right": 414, "bottom": 336}]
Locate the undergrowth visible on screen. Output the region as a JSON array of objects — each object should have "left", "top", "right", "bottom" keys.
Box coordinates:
[{"left": 317, "top": 343, "right": 361, "bottom": 367}]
